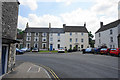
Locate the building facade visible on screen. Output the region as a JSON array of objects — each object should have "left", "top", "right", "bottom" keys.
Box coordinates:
[
  {"left": 95, "top": 20, "right": 120, "bottom": 48},
  {"left": 118, "top": 1, "right": 120, "bottom": 19},
  {"left": 24, "top": 23, "right": 89, "bottom": 50},
  {"left": 1, "top": 0, "right": 19, "bottom": 76}
]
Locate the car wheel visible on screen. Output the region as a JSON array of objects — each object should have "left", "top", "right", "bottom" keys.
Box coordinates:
[{"left": 118, "top": 53, "right": 120, "bottom": 57}]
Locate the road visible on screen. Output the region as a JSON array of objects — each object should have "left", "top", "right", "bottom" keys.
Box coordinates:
[{"left": 16, "top": 52, "right": 119, "bottom": 78}]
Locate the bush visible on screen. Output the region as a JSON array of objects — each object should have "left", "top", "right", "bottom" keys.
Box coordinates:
[{"left": 67, "top": 48, "right": 73, "bottom": 52}]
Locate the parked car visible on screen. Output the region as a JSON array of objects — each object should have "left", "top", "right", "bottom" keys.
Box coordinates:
[
  {"left": 16, "top": 48, "right": 24, "bottom": 54},
  {"left": 84, "top": 48, "right": 92, "bottom": 53},
  {"left": 58, "top": 47, "right": 65, "bottom": 53},
  {"left": 109, "top": 48, "right": 120, "bottom": 56},
  {"left": 32, "top": 48, "right": 39, "bottom": 52},
  {"left": 21, "top": 48, "right": 30, "bottom": 52},
  {"left": 100, "top": 48, "right": 110, "bottom": 55}
]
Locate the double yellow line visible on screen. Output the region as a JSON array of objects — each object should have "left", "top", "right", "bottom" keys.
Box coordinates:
[{"left": 40, "top": 64, "right": 60, "bottom": 80}]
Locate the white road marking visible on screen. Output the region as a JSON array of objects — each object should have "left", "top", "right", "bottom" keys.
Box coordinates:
[
  {"left": 38, "top": 67, "right": 41, "bottom": 72},
  {"left": 27, "top": 67, "right": 32, "bottom": 72}
]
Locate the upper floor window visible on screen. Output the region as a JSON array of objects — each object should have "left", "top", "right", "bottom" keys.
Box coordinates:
[
  {"left": 26, "top": 37, "right": 31, "bottom": 41},
  {"left": 110, "top": 37, "right": 113, "bottom": 42},
  {"left": 34, "top": 37, "right": 39, "bottom": 42},
  {"left": 34, "top": 43, "right": 38, "bottom": 48},
  {"left": 58, "top": 38, "right": 60, "bottom": 42},
  {"left": 58, "top": 33, "right": 60, "bottom": 36},
  {"left": 42, "top": 37, "right": 47, "bottom": 42},
  {"left": 70, "top": 32, "right": 72, "bottom": 36},
  {"left": 81, "top": 39, "right": 84, "bottom": 43},
  {"left": 81, "top": 33, "right": 84, "bottom": 36},
  {"left": 35, "top": 33, "right": 39, "bottom": 36},
  {"left": 27, "top": 33, "right": 31, "bottom": 36},
  {"left": 50, "top": 37, "right": 53, "bottom": 41},
  {"left": 42, "top": 33, "right": 47, "bottom": 37},
  {"left": 110, "top": 29, "right": 112, "bottom": 35},
  {"left": 99, "top": 33, "right": 101, "bottom": 37},
  {"left": 75, "top": 32, "right": 78, "bottom": 35},
  {"left": 76, "top": 38, "right": 78, "bottom": 42},
  {"left": 50, "top": 33, "right": 53, "bottom": 36},
  {"left": 70, "top": 38, "right": 72, "bottom": 42},
  {"left": 81, "top": 45, "right": 84, "bottom": 48},
  {"left": 99, "top": 39, "right": 101, "bottom": 44}
]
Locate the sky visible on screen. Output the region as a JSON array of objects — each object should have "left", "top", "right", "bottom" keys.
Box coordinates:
[{"left": 18, "top": 0, "right": 120, "bottom": 36}]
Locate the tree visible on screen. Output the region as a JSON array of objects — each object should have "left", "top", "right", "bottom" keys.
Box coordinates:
[
  {"left": 17, "top": 28, "right": 24, "bottom": 34},
  {"left": 88, "top": 31, "right": 94, "bottom": 48}
]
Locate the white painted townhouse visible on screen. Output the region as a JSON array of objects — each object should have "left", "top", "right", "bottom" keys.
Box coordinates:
[
  {"left": 49, "top": 23, "right": 89, "bottom": 50},
  {"left": 95, "top": 20, "right": 120, "bottom": 48}
]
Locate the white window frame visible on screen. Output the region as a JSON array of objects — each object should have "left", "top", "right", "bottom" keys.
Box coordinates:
[
  {"left": 34, "top": 43, "right": 38, "bottom": 48},
  {"left": 35, "top": 33, "right": 39, "bottom": 36},
  {"left": 42, "top": 43, "right": 46, "bottom": 49},
  {"left": 81, "top": 33, "right": 84, "bottom": 36},
  {"left": 27, "top": 33, "right": 31, "bottom": 36},
  {"left": 26, "top": 37, "right": 31, "bottom": 41},
  {"left": 26, "top": 43, "right": 30, "bottom": 49},
  {"left": 34, "top": 37, "right": 39, "bottom": 42},
  {"left": 42, "top": 33, "right": 47, "bottom": 37},
  {"left": 81, "top": 38, "right": 84, "bottom": 43},
  {"left": 42, "top": 37, "right": 47, "bottom": 42}
]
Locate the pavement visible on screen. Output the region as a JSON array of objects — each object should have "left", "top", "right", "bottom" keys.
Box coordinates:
[{"left": 1, "top": 62, "right": 51, "bottom": 79}]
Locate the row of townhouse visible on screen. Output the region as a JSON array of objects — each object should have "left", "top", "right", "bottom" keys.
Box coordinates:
[
  {"left": 95, "top": 1, "right": 120, "bottom": 48},
  {"left": 23, "top": 23, "right": 89, "bottom": 50},
  {"left": 0, "top": 0, "right": 20, "bottom": 77}
]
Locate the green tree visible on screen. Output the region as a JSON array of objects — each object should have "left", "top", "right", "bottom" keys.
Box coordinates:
[
  {"left": 17, "top": 28, "right": 24, "bottom": 34},
  {"left": 88, "top": 31, "right": 94, "bottom": 48}
]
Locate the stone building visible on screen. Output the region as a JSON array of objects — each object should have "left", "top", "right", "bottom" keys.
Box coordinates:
[
  {"left": 0, "top": 0, "right": 20, "bottom": 76},
  {"left": 24, "top": 23, "right": 89, "bottom": 50}
]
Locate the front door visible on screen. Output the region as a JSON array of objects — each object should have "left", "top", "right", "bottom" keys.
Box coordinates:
[
  {"left": 76, "top": 45, "right": 78, "bottom": 51},
  {"left": 50, "top": 44, "right": 53, "bottom": 51},
  {"left": 2, "top": 46, "right": 8, "bottom": 74}
]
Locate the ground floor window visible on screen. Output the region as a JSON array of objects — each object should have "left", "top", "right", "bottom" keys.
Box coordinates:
[
  {"left": 26, "top": 43, "right": 30, "bottom": 49},
  {"left": 81, "top": 45, "right": 84, "bottom": 48},
  {"left": 34, "top": 43, "right": 38, "bottom": 48},
  {"left": 70, "top": 45, "right": 72, "bottom": 49},
  {"left": 42, "top": 43, "right": 46, "bottom": 49}
]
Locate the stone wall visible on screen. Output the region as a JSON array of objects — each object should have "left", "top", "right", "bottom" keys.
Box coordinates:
[{"left": 1, "top": 1, "right": 19, "bottom": 72}]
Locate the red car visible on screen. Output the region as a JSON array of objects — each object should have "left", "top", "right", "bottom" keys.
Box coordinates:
[
  {"left": 100, "top": 48, "right": 110, "bottom": 55},
  {"left": 109, "top": 48, "right": 120, "bottom": 56}
]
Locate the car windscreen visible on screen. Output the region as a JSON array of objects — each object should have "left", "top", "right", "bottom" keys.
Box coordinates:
[
  {"left": 111, "top": 49, "right": 117, "bottom": 50},
  {"left": 101, "top": 48, "right": 107, "bottom": 50}
]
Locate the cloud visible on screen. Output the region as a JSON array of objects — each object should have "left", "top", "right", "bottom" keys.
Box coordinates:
[
  {"left": 19, "top": 0, "right": 38, "bottom": 10},
  {"left": 18, "top": 0, "right": 119, "bottom": 38}
]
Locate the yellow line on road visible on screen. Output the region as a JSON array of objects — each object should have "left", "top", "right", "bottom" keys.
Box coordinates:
[{"left": 39, "top": 64, "right": 60, "bottom": 80}]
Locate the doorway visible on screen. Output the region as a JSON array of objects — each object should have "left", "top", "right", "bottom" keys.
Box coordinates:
[
  {"left": 50, "top": 44, "right": 53, "bottom": 51},
  {"left": 2, "top": 45, "right": 8, "bottom": 74}
]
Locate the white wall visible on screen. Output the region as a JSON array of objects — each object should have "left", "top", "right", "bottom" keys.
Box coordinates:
[
  {"left": 118, "top": 1, "right": 120, "bottom": 19},
  {"left": 65, "top": 32, "right": 89, "bottom": 50},
  {"left": 95, "top": 27, "right": 118, "bottom": 48},
  {"left": 49, "top": 33, "right": 65, "bottom": 50}
]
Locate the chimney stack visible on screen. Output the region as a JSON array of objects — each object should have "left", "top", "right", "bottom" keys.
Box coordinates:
[
  {"left": 100, "top": 22, "right": 103, "bottom": 28},
  {"left": 49, "top": 23, "right": 51, "bottom": 28},
  {"left": 84, "top": 22, "right": 86, "bottom": 27},
  {"left": 26, "top": 22, "right": 29, "bottom": 28}
]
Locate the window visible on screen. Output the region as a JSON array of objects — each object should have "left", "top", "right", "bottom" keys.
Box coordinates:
[
  {"left": 27, "top": 33, "right": 31, "bottom": 36},
  {"left": 70, "top": 45, "right": 72, "bottom": 49},
  {"left": 110, "top": 37, "right": 113, "bottom": 42},
  {"left": 58, "top": 33, "right": 60, "bottom": 36},
  {"left": 70, "top": 38, "right": 72, "bottom": 42},
  {"left": 99, "top": 39, "right": 101, "bottom": 44},
  {"left": 50, "top": 37, "right": 53, "bottom": 41},
  {"left": 76, "top": 32, "right": 78, "bottom": 35},
  {"left": 26, "top": 37, "right": 31, "bottom": 41},
  {"left": 58, "top": 39, "right": 60, "bottom": 42},
  {"left": 58, "top": 44, "right": 60, "bottom": 49},
  {"left": 76, "top": 38, "right": 78, "bottom": 42},
  {"left": 81, "top": 33, "right": 84, "bottom": 35},
  {"left": 99, "top": 33, "right": 101, "bottom": 37},
  {"left": 26, "top": 43, "right": 30, "bottom": 49},
  {"left": 35, "top": 33, "right": 39, "bottom": 36},
  {"left": 81, "top": 45, "right": 84, "bottom": 48},
  {"left": 34, "top": 43, "right": 38, "bottom": 48},
  {"left": 42, "top": 37, "right": 47, "bottom": 42},
  {"left": 81, "top": 39, "right": 84, "bottom": 43},
  {"left": 50, "top": 33, "right": 53, "bottom": 36},
  {"left": 110, "top": 29, "right": 112, "bottom": 35},
  {"left": 34, "top": 37, "right": 39, "bottom": 42},
  {"left": 70, "top": 32, "right": 72, "bottom": 36},
  {"left": 110, "top": 45, "right": 112, "bottom": 48},
  {"left": 42, "top": 33, "right": 47, "bottom": 37},
  {"left": 42, "top": 43, "right": 46, "bottom": 49}
]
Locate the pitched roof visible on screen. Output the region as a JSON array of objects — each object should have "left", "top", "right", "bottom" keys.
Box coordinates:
[
  {"left": 64, "top": 26, "right": 88, "bottom": 33},
  {"left": 24, "top": 27, "right": 49, "bottom": 33},
  {"left": 96, "top": 19, "right": 120, "bottom": 33},
  {"left": 50, "top": 28, "right": 64, "bottom": 33}
]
